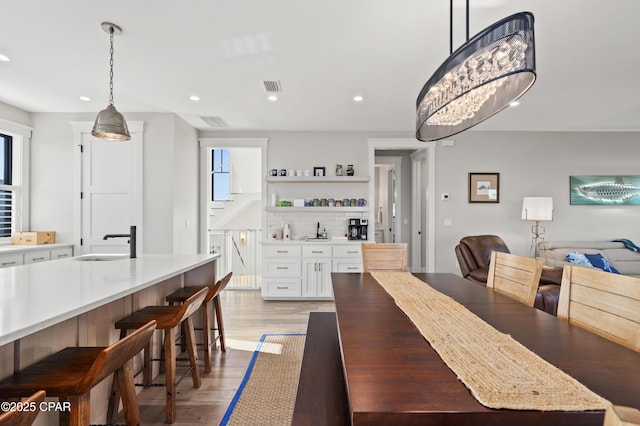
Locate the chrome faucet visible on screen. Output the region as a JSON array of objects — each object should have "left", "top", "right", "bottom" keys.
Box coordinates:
[{"left": 103, "top": 225, "right": 137, "bottom": 258}]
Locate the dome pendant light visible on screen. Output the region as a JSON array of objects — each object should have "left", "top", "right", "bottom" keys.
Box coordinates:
[
  {"left": 92, "top": 22, "right": 130, "bottom": 141},
  {"left": 416, "top": 1, "right": 536, "bottom": 142}
]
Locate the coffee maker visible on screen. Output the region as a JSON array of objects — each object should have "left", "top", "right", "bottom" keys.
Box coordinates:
[{"left": 348, "top": 218, "right": 368, "bottom": 240}]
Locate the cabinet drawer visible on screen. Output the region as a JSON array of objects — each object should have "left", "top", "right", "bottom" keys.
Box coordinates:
[
  {"left": 51, "top": 247, "right": 73, "bottom": 260},
  {"left": 333, "top": 245, "right": 362, "bottom": 258},
  {"left": 0, "top": 254, "right": 24, "bottom": 268},
  {"left": 302, "top": 246, "right": 331, "bottom": 258},
  {"left": 24, "top": 250, "right": 51, "bottom": 264},
  {"left": 333, "top": 259, "right": 363, "bottom": 273},
  {"left": 264, "top": 259, "right": 301, "bottom": 276},
  {"left": 263, "top": 245, "right": 302, "bottom": 258},
  {"left": 263, "top": 278, "right": 302, "bottom": 297}
]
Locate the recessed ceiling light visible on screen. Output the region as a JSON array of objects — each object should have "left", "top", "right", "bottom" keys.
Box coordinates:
[
  {"left": 0, "top": 54, "right": 10, "bottom": 62},
  {"left": 190, "top": 95, "right": 200, "bottom": 101},
  {"left": 353, "top": 95, "right": 364, "bottom": 102},
  {"left": 268, "top": 95, "right": 278, "bottom": 102},
  {"left": 79, "top": 96, "right": 91, "bottom": 102},
  {"left": 509, "top": 101, "right": 520, "bottom": 107}
]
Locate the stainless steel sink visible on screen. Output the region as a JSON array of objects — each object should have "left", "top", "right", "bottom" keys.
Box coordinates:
[{"left": 74, "top": 254, "right": 129, "bottom": 261}]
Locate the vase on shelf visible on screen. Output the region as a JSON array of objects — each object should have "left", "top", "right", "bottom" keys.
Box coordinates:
[{"left": 346, "top": 165, "right": 355, "bottom": 176}]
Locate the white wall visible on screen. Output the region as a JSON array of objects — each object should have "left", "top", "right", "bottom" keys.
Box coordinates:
[
  {"left": 19, "top": 115, "right": 640, "bottom": 267},
  {"left": 205, "top": 129, "right": 640, "bottom": 274},
  {"left": 172, "top": 115, "right": 200, "bottom": 254},
  {"left": 0, "top": 101, "right": 31, "bottom": 126},
  {"left": 435, "top": 131, "right": 640, "bottom": 272},
  {"left": 29, "top": 112, "right": 199, "bottom": 254}
]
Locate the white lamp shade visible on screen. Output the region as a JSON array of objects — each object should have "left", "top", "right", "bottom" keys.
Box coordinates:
[{"left": 521, "top": 197, "right": 553, "bottom": 221}]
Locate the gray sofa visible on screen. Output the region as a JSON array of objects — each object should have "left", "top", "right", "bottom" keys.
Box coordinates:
[{"left": 538, "top": 241, "right": 640, "bottom": 278}]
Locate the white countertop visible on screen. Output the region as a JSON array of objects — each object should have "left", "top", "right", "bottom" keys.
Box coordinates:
[
  {"left": 0, "top": 242, "right": 73, "bottom": 254},
  {"left": 0, "top": 253, "right": 219, "bottom": 346},
  {"left": 262, "top": 239, "right": 365, "bottom": 245}
]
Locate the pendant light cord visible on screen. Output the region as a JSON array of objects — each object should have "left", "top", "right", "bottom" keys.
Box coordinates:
[
  {"left": 449, "top": 0, "right": 453, "bottom": 54},
  {"left": 108, "top": 26, "right": 115, "bottom": 106},
  {"left": 449, "top": 0, "right": 471, "bottom": 54},
  {"left": 466, "top": 0, "right": 469, "bottom": 42}
]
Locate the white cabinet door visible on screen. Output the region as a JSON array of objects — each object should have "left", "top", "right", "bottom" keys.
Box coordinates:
[
  {"left": 316, "top": 258, "right": 333, "bottom": 297},
  {"left": 302, "top": 258, "right": 332, "bottom": 298},
  {"left": 302, "top": 259, "right": 318, "bottom": 297},
  {"left": 264, "top": 258, "right": 301, "bottom": 276},
  {"left": 332, "top": 244, "right": 363, "bottom": 272},
  {"left": 51, "top": 247, "right": 73, "bottom": 260},
  {"left": 262, "top": 277, "right": 301, "bottom": 297},
  {"left": 24, "top": 250, "right": 50, "bottom": 264},
  {"left": 0, "top": 254, "right": 23, "bottom": 268},
  {"left": 332, "top": 259, "right": 363, "bottom": 273}
]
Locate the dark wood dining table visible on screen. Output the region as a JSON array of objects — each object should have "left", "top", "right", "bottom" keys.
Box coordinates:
[{"left": 331, "top": 272, "right": 640, "bottom": 425}]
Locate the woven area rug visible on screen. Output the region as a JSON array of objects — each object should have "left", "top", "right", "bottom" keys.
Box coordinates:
[
  {"left": 220, "top": 334, "right": 305, "bottom": 426},
  {"left": 371, "top": 271, "right": 610, "bottom": 412}
]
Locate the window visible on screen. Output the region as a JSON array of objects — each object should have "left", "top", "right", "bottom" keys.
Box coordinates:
[
  {"left": 211, "top": 149, "right": 231, "bottom": 201},
  {"left": 0, "top": 134, "right": 15, "bottom": 237}
]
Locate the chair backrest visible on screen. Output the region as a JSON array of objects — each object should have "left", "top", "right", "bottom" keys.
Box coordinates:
[
  {"left": 205, "top": 272, "right": 233, "bottom": 303},
  {"left": 0, "top": 390, "right": 45, "bottom": 426},
  {"left": 456, "top": 235, "right": 511, "bottom": 277},
  {"left": 604, "top": 405, "right": 640, "bottom": 426},
  {"left": 361, "top": 243, "right": 408, "bottom": 272},
  {"left": 558, "top": 265, "right": 640, "bottom": 352},
  {"left": 486, "top": 251, "right": 542, "bottom": 307},
  {"left": 78, "top": 319, "right": 157, "bottom": 394}
]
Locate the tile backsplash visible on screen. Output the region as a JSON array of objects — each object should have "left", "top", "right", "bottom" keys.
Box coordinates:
[{"left": 267, "top": 211, "right": 368, "bottom": 240}]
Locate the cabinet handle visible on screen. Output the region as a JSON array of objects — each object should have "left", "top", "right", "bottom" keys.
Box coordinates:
[
  {"left": 347, "top": 250, "right": 359, "bottom": 254},
  {"left": 32, "top": 257, "right": 46, "bottom": 261},
  {"left": 276, "top": 266, "right": 289, "bottom": 270},
  {"left": 57, "top": 253, "right": 70, "bottom": 258},
  {"left": 2, "top": 261, "right": 16, "bottom": 266},
  {"left": 276, "top": 250, "right": 288, "bottom": 254},
  {"left": 311, "top": 250, "right": 323, "bottom": 254},
  {"left": 347, "top": 267, "right": 359, "bottom": 270},
  {"left": 276, "top": 286, "right": 289, "bottom": 290}
]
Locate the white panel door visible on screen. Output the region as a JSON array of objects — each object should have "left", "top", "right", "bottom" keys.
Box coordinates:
[{"left": 73, "top": 122, "right": 143, "bottom": 255}]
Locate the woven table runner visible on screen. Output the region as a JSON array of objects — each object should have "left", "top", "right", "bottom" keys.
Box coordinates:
[{"left": 371, "top": 271, "right": 610, "bottom": 411}]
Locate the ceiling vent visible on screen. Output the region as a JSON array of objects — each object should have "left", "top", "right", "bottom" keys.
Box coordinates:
[
  {"left": 262, "top": 80, "right": 283, "bottom": 93},
  {"left": 200, "top": 116, "right": 229, "bottom": 128}
]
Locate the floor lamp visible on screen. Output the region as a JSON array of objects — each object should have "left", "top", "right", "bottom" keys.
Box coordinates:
[{"left": 521, "top": 197, "right": 553, "bottom": 258}]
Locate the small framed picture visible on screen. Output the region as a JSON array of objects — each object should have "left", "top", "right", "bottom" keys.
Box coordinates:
[
  {"left": 313, "top": 167, "right": 326, "bottom": 177},
  {"left": 469, "top": 172, "right": 500, "bottom": 203}
]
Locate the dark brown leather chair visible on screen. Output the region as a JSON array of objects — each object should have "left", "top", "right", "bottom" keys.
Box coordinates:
[{"left": 455, "top": 235, "right": 563, "bottom": 315}]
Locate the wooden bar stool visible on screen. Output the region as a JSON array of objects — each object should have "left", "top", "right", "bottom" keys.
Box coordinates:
[
  {"left": 110, "top": 286, "right": 208, "bottom": 424},
  {"left": 165, "top": 272, "right": 232, "bottom": 373},
  {"left": 0, "top": 390, "right": 45, "bottom": 426},
  {"left": 0, "top": 320, "right": 156, "bottom": 426}
]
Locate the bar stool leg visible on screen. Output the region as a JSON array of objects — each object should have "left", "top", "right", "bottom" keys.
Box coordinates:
[
  {"left": 201, "top": 300, "right": 212, "bottom": 373},
  {"left": 164, "top": 327, "right": 177, "bottom": 424},
  {"left": 117, "top": 360, "right": 141, "bottom": 426},
  {"left": 213, "top": 295, "right": 226, "bottom": 352},
  {"left": 60, "top": 393, "right": 90, "bottom": 426},
  {"left": 184, "top": 316, "right": 201, "bottom": 388},
  {"left": 143, "top": 340, "right": 153, "bottom": 386}
]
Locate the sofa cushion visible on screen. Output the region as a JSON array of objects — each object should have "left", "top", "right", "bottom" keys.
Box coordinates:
[
  {"left": 584, "top": 253, "right": 621, "bottom": 274},
  {"left": 566, "top": 251, "right": 593, "bottom": 267},
  {"left": 538, "top": 241, "right": 640, "bottom": 276}
]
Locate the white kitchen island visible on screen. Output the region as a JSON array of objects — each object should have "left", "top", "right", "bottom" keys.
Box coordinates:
[{"left": 0, "top": 253, "right": 219, "bottom": 425}]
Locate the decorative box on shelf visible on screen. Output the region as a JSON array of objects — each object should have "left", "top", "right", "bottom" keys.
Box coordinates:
[{"left": 11, "top": 231, "right": 56, "bottom": 245}]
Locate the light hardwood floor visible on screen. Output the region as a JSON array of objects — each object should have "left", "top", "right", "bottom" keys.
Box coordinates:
[{"left": 115, "top": 290, "right": 335, "bottom": 425}]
